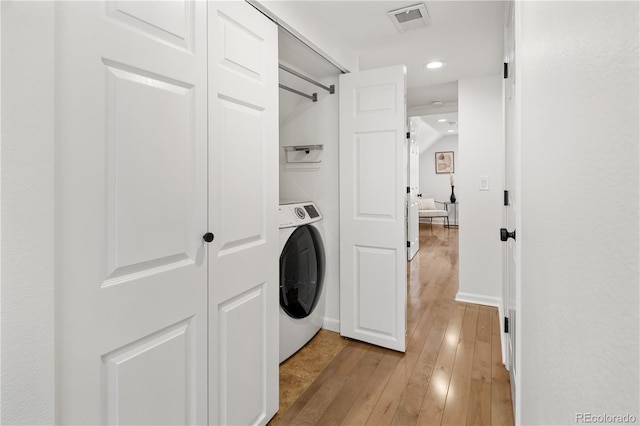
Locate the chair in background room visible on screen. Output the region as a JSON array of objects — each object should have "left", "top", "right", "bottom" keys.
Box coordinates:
[{"left": 418, "top": 197, "right": 449, "bottom": 227}]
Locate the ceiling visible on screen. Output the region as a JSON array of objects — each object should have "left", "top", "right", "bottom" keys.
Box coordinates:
[{"left": 275, "top": 1, "right": 505, "bottom": 139}]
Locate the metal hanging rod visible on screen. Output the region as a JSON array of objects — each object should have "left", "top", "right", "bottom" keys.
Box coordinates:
[
  {"left": 279, "top": 64, "right": 335, "bottom": 95},
  {"left": 279, "top": 84, "right": 317, "bottom": 102}
]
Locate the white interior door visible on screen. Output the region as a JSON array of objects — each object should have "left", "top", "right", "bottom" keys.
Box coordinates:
[
  {"left": 339, "top": 65, "right": 407, "bottom": 352},
  {"left": 407, "top": 123, "right": 420, "bottom": 260},
  {"left": 207, "top": 2, "right": 279, "bottom": 425},
  {"left": 56, "top": 1, "right": 208, "bottom": 423},
  {"left": 503, "top": 0, "right": 518, "bottom": 409}
]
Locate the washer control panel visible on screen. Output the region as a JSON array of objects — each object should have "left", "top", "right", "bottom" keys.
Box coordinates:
[{"left": 279, "top": 201, "right": 322, "bottom": 228}]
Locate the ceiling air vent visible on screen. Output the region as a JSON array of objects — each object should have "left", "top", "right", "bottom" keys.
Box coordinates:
[{"left": 388, "top": 3, "right": 431, "bottom": 33}]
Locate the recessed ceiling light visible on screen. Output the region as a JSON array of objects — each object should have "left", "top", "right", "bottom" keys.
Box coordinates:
[
  {"left": 425, "top": 60, "right": 446, "bottom": 69},
  {"left": 447, "top": 130, "right": 455, "bottom": 133},
  {"left": 437, "top": 118, "right": 447, "bottom": 122},
  {"left": 431, "top": 101, "right": 444, "bottom": 107}
]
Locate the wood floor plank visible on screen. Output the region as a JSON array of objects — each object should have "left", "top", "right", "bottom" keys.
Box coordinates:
[
  {"left": 441, "top": 302, "right": 466, "bottom": 353},
  {"left": 340, "top": 351, "right": 402, "bottom": 426},
  {"left": 467, "top": 334, "right": 493, "bottom": 425},
  {"left": 440, "top": 339, "right": 474, "bottom": 426},
  {"left": 364, "top": 351, "right": 420, "bottom": 425},
  {"left": 391, "top": 299, "right": 454, "bottom": 425},
  {"left": 472, "top": 308, "right": 493, "bottom": 383},
  {"left": 406, "top": 303, "right": 425, "bottom": 342},
  {"left": 406, "top": 302, "right": 436, "bottom": 353},
  {"left": 471, "top": 340, "right": 492, "bottom": 383},
  {"left": 315, "top": 347, "right": 384, "bottom": 425},
  {"left": 491, "top": 313, "right": 515, "bottom": 426},
  {"left": 476, "top": 305, "right": 493, "bottom": 344},
  {"left": 466, "top": 378, "right": 492, "bottom": 426},
  {"left": 407, "top": 256, "right": 424, "bottom": 300},
  {"left": 416, "top": 336, "right": 457, "bottom": 425},
  {"left": 334, "top": 341, "right": 370, "bottom": 375},
  {"left": 273, "top": 227, "right": 515, "bottom": 426},
  {"left": 276, "top": 343, "right": 365, "bottom": 425},
  {"left": 288, "top": 374, "right": 348, "bottom": 426},
  {"left": 416, "top": 301, "right": 466, "bottom": 425},
  {"left": 440, "top": 305, "right": 478, "bottom": 426},
  {"left": 273, "top": 329, "right": 349, "bottom": 424},
  {"left": 459, "top": 303, "right": 479, "bottom": 343}
]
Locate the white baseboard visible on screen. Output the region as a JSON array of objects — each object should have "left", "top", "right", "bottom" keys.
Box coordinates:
[
  {"left": 322, "top": 317, "right": 340, "bottom": 333},
  {"left": 455, "top": 292, "right": 501, "bottom": 308}
]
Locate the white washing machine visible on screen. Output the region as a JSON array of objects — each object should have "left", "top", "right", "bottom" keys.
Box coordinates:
[{"left": 278, "top": 201, "right": 326, "bottom": 363}]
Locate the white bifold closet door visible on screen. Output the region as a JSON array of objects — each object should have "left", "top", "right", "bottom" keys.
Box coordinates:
[
  {"left": 56, "top": 1, "right": 278, "bottom": 424},
  {"left": 339, "top": 65, "right": 407, "bottom": 352},
  {"left": 503, "top": 0, "right": 519, "bottom": 410},
  {"left": 407, "top": 126, "right": 420, "bottom": 261},
  {"left": 207, "top": 2, "right": 279, "bottom": 425}
]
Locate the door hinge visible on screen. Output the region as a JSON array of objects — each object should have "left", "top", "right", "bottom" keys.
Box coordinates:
[
  {"left": 504, "top": 190, "right": 509, "bottom": 206},
  {"left": 504, "top": 317, "right": 510, "bottom": 333},
  {"left": 407, "top": 186, "right": 411, "bottom": 193},
  {"left": 407, "top": 241, "right": 411, "bottom": 248},
  {"left": 406, "top": 132, "right": 411, "bottom": 139},
  {"left": 503, "top": 62, "right": 509, "bottom": 79}
]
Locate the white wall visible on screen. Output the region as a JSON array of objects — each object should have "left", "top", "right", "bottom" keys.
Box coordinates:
[
  {"left": 252, "top": 1, "right": 358, "bottom": 72},
  {"left": 411, "top": 116, "right": 441, "bottom": 155},
  {"left": 0, "top": 2, "right": 56, "bottom": 424},
  {"left": 419, "top": 135, "right": 458, "bottom": 221},
  {"left": 518, "top": 2, "right": 639, "bottom": 424},
  {"left": 279, "top": 77, "right": 341, "bottom": 332},
  {"left": 457, "top": 75, "right": 504, "bottom": 307}
]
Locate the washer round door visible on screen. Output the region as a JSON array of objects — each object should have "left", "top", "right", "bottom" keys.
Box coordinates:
[{"left": 279, "top": 225, "right": 325, "bottom": 319}]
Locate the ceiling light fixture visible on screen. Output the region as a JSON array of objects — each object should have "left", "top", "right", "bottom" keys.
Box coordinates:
[
  {"left": 437, "top": 118, "right": 447, "bottom": 123},
  {"left": 425, "top": 60, "right": 446, "bottom": 69},
  {"left": 431, "top": 101, "right": 444, "bottom": 107},
  {"left": 447, "top": 130, "right": 455, "bottom": 133}
]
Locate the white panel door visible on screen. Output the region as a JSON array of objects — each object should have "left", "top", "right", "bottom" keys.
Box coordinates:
[
  {"left": 407, "top": 123, "right": 420, "bottom": 261},
  {"left": 503, "top": 0, "right": 519, "bottom": 409},
  {"left": 56, "top": 1, "right": 207, "bottom": 424},
  {"left": 208, "top": 2, "right": 279, "bottom": 425},
  {"left": 339, "top": 65, "right": 407, "bottom": 352}
]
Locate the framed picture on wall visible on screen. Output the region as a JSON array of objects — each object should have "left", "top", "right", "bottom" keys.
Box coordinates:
[{"left": 435, "top": 151, "right": 455, "bottom": 174}]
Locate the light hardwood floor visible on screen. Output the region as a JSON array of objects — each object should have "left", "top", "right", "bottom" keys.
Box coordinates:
[{"left": 272, "top": 224, "right": 514, "bottom": 425}]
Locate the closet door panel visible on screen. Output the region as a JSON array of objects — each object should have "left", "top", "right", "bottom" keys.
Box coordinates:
[
  {"left": 216, "top": 99, "right": 265, "bottom": 256},
  {"left": 56, "top": 1, "right": 208, "bottom": 424},
  {"left": 208, "top": 2, "right": 279, "bottom": 425},
  {"left": 339, "top": 65, "right": 407, "bottom": 352}
]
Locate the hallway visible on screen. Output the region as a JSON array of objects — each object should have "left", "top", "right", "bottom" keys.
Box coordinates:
[{"left": 273, "top": 224, "right": 514, "bottom": 425}]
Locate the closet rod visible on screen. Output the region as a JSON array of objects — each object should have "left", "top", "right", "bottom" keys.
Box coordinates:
[
  {"left": 279, "top": 84, "right": 317, "bottom": 102},
  {"left": 279, "top": 64, "right": 335, "bottom": 94}
]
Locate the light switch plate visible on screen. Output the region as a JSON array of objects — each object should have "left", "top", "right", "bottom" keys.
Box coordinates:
[{"left": 480, "top": 176, "right": 490, "bottom": 191}]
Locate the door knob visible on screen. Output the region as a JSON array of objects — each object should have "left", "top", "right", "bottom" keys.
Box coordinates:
[
  {"left": 500, "top": 228, "right": 516, "bottom": 242},
  {"left": 203, "top": 232, "right": 215, "bottom": 243}
]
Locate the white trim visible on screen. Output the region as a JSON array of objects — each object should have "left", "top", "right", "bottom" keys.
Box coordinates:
[
  {"left": 513, "top": 2, "right": 523, "bottom": 423},
  {"left": 455, "top": 292, "right": 501, "bottom": 308},
  {"left": 322, "top": 316, "right": 340, "bottom": 333},
  {"left": 247, "top": 0, "right": 352, "bottom": 73},
  {"left": 497, "top": 301, "right": 507, "bottom": 366}
]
